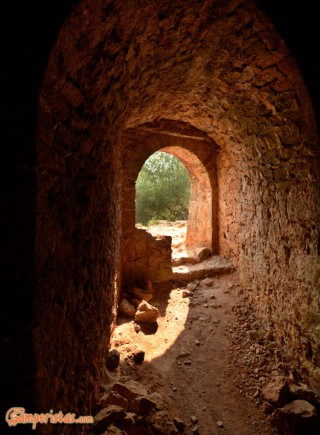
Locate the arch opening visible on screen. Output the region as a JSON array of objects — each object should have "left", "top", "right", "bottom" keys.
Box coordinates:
[
  {"left": 121, "top": 123, "right": 219, "bottom": 296},
  {"left": 135, "top": 150, "right": 191, "bottom": 265},
  {"left": 135, "top": 151, "right": 191, "bottom": 226}
]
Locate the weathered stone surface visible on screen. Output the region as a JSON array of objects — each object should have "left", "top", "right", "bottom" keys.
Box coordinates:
[
  {"left": 262, "top": 376, "right": 291, "bottom": 407},
  {"left": 124, "top": 229, "right": 173, "bottom": 289},
  {"left": 134, "top": 301, "right": 159, "bottom": 323},
  {"left": 92, "top": 405, "right": 126, "bottom": 433},
  {"left": 100, "top": 392, "right": 129, "bottom": 412},
  {"left": 130, "top": 396, "right": 157, "bottom": 415},
  {"left": 187, "top": 283, "right": 198, "bottom": 292},
  {"left": 117, "top": 413, "right": 153, "bottom": 435},
  {"left": 111, "top": 381, "right": 149, "bottom": 402},
  {"left": 173, "top": 256, "right": 235, "bottom": 282},
  {"left": 290, "top": 383, "right": 316, "bottom": 403},
  {"left": 31, "top": 0, "right": 320, "bottom": 420},
  {"left": 272, "top": 400, "right": 319, "bottom": 435}
]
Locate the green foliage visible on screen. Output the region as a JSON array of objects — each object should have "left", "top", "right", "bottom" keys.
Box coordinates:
[{"left": 135, "top": 151, "right": 191, "bottom": 225}]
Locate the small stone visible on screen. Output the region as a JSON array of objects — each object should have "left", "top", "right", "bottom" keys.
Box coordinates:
[
  {"left": 191, "top": 415, "right": 198, "bottom": 423},
  {"left": 129, "top": 395, "right": 157, "bottom": 415},
  {"left": 92, "top": 406, "right": 126, "bottom": 433},
  {"left": 105, "top": 349, "right": 120, "bottom": 371},
  {"left": 172, "top": 387, "right": 178, "bottom": 391},
  {"left": 262, "top": 376, "right": 291, "bottom": 407},
  {"left": 195, "top": 339, "right": 200, "bottom": 346},
  {"left": 177, "top": 351, "right": 190, "bottom": 358},
  {"left": 119, "top": 299, "right": 136, "bottom": 317},
  {"left": 187, "top": 283, "right": 198, "bottom": 292},
  {"left": 192, "top": 426, "right": 200, "bottom": 434},
  {"left": 184, "top": 360, "right": 192, "bottom": 365},
  {"left": 201, "top": 278, "right": 214, "bottom": 287},
  {"left": 134, "top": 323, "right": 141, "bottom": 333},
  {"left": 195, "top": 247, "right": 211, "bottom": 261},
  {"left": 173, "top": 417, "right": 185, "bottom": 431},
  {"left": 93, "top": 392, "right": 129, "bottom": 415},
  {"left": 111, "top": 381, "right": 148, "bottom": 402},
  {"left": 134, "top": 300, "right": 159, "bottom": 323},
  {"left": 117, "top": 412, "right": 150, "bottom": 434},
  {"left": 273, "top": 400, "right": 319, "bottom": 435},
  {"left": 182, "top": 289, "right": 192, "bottom": 298},
  {"left": 262, "top": 401, "right": 275, "bottom": 415},
  {"left": 290, "top": 383, "right": 316, "bottom": 402},
  {"left": 132, "top": 350, "right": 145, "bottom": 364},
  {"left": 217, "top": 420, "right": 224, "bottom": 428}
]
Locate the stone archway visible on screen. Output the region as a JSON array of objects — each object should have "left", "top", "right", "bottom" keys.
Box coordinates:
[
  {"left": 121, "top": 120, "right": 219, "bottom": 292},
  {"left": 35, "top": 0, "right": 320, "bottom": 417}
]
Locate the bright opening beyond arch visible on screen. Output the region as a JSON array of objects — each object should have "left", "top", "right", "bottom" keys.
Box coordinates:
[{"left": 135, "top": 151, "right": 191, "bottom": 226}]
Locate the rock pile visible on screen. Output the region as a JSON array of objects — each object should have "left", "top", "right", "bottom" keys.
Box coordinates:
[
  {"left": 92, "top": 379, "right": 180, "bottom": 434},
  {"left": 262, "top": 377, "right": 320, "bottom": 435},
  {"left": 118, "top": 281, "right": 160, "bottom": 324}
]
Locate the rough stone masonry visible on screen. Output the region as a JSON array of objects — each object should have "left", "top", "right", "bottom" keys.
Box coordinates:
[{"left": 11, "top": 0, "right": 319, "bottom": 428}]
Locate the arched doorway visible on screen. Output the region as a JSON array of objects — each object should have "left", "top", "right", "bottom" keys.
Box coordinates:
[
  {"left": 121, "top": 120, "right": 219, "bottom": 294},
  {"left": 34, "top": 0, "right": 320, "bottom": 417}
]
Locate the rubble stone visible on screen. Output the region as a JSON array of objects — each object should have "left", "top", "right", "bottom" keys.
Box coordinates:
[
  {"left": 92, "top": 405, "right": 126, "bottom": 433},
  {"left": 130, "top": 396, "right": 157, "bottom": 415},
  {"left": 272, "top": 400, "right": 319, "bottom": 435},
  {"left": 132, "top": 350, "right": 145, "bottom": 364},
  {"left": 173, "top": 417, "right": 186, "bottom": 431},
  {"left": 119, "top": 299, "right": 136, "bottom": 318},
  {"left": 290, "top": 383, "right": 316, "bottom": 403},
  {"left": 262, "top": 376, "right": 291, "bottom": 407},
  {"left": 111, "top": 381, "right": 148, "bottom": 402},
  {"left": 105, "top": 349, "right": 121, "bottom": 371},
  {"left": 134, "top": 300, "right": 159, "bottom": 323}
]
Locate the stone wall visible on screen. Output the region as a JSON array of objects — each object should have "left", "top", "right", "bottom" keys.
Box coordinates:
[
  {"left": 4, "top": 0, "right": 318, "bottom": 429},
  {"left": 132, "top": 229, "right": 172, "bottom": 288}
]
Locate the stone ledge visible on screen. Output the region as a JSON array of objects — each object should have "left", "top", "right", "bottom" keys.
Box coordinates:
[{"left": 172, "top": 255, "right": 235, "bottom": 283}]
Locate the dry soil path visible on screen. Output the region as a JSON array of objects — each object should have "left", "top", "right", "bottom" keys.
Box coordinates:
[{"left": 108, "top": 221, "right": 282, "bottom": 435}]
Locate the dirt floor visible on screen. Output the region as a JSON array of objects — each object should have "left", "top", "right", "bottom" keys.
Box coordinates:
[{"left": 107, "top": 221, "right": 285, "bottom": 435}]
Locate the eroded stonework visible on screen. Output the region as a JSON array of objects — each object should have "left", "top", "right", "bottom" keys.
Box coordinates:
[{"left": 36, "top": 0, "right": 320, "bottom": 424}]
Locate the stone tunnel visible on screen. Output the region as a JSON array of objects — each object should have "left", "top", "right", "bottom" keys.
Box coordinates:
[{"left": 2, "top": 0, "right": 320, "bottom": 432}]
